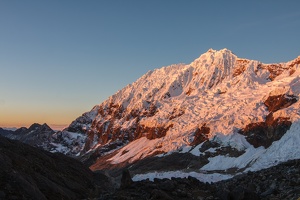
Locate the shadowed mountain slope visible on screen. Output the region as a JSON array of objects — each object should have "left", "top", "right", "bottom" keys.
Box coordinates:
[{"left": 0, "top": 135, "right": 112, "bottom": 200}]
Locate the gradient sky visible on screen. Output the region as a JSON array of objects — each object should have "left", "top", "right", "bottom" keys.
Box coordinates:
[{"left": 0, "top": 0, "right": 300, "bottom": 129}]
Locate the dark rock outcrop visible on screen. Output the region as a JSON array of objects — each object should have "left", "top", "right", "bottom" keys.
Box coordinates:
[
  {"left": 190, "top": 124, "right": 210, "bottom": 146},
  {"left": 240, "top": 93, "right": 297, "bottom": 148},
  {"left": 239, "top": 113, "right": 292, "bottom": 148},
  {"left": 240, "top": 113, "right": 292, "bottom": 148},
  {"left": 120, "top": 169, "right": 133, "bottom": 189},
  {"left": 264, "top": 94, "right": 298, "bottom": 112}
]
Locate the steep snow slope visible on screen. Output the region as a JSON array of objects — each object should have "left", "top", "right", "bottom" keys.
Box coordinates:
[{"left": 51, "top": 49, "right": 300, "bottom": 180}]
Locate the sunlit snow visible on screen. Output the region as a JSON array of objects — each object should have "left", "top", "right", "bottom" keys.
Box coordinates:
[{"left": 51, "top": 49, "right": 300, "bottom": 181}]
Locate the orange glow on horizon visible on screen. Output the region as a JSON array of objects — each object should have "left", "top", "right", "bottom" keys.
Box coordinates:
[
  {"left": 0, "top": 121, "right": 69, "bottom": 131},
  {"left": 0, "top": 99, "right": 93, "bottom": 131},
  {"left": 0, "top": 109, "right": 77, "bottom": 131}
]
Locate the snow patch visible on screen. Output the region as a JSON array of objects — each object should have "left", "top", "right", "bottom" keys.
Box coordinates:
[
  {"left": 133, "top": 170, "right": 233, "bottom": 183},
  {"left": 249, "top": 120, "right": 300, "bottom": 171},
  {"left": 201, "top": 146, "right": 265, "bottom": 171}
]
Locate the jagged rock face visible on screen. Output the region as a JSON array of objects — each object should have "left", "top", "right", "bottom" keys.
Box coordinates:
[{"left": 258, "top": 56, "right": 300, "bottom": 80}]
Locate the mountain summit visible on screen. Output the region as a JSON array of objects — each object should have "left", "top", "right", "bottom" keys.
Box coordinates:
[
  {"left": 61, "top": 49, "right": 300, "bottom": 176},
  {"left": 4, "top": 49, "right": 300, "bottom": 182}
]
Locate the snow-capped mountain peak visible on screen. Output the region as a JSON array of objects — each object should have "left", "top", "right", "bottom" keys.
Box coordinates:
[{"left": 25, "top": 48, "right": 300, "bottom": 182}]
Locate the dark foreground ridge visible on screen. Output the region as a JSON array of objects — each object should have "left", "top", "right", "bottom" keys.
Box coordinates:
[
  {"left": 0, "top": 135, "right": 112, "bottom": 200},
  {"left": 100, "top": 160, "right": 300, "bottom": 200}
]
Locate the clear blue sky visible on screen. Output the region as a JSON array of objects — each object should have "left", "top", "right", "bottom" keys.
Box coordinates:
[{"left": 0, "top": 0, "right": 300, "bottom": 129}]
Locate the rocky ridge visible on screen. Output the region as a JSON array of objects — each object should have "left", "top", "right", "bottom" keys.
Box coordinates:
[{"left": 0, "top": 123, "right": 54, "bottom": 149}]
